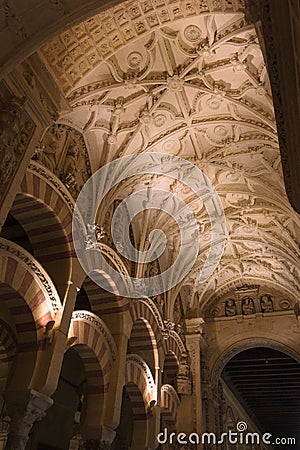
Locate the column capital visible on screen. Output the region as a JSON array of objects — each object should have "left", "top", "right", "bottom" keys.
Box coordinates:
[
  {"left": 185, "top": 318, "right": 206, "bottom": 336},
  {"left": 4, "top": 389, "right": 53, "bottom": 450}
]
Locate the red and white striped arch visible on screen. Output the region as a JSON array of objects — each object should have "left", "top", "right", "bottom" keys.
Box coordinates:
[
  {"left": 0, "top": 320, "right": 17, "bottom": 365},
  {"left": 0, "top": 238, "right": 61, "bottom": 353},
  {"left": 130, "top": 299, "right": 185, "bottom": 368},
  {"left": 163, "top": 332, "right": 184, "bottom": 364},
  {"left": 163, "top": 351, "right": 179, "bottom": 380},
  {"left": 19, "top": 163, "right": 75, "bottom": 261},
  {"left": 129, "top": 318, "right": 158, "bottom": 367},
  {"left": 160, "top": 384, "right": 180, "bottom": 430},
  {"left": 130, "top": 300, "right": 163, "bottom": 364},
  {"left": 125, "top": 354, "right": 156, "bottom": 421},
  {"left": 82, "top": 275, "right": 129, "bottom": 317},
  {"left": 68, "top": 310, "right": 116, "bottom": 396}
]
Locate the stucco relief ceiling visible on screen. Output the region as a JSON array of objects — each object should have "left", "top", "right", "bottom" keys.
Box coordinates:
[{"left": 39, "top": 1, "right": 300, "bottom": 313}]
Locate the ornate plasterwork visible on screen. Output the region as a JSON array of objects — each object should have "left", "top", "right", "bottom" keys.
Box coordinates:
[
  {"left": 33, "top": 124, "right": 91, "bottom": 199},
  {"left": 40, "top": 0, "right": 245, "bottom": 93},
  {"left": 40, "top": 8, "right": 300, "bottom": 316},
  {"left": 136, "top": 296, "right": 186, "bottom": 354},
  {"left": 0, "top": 92, "right": 35, "bottom": 195}
]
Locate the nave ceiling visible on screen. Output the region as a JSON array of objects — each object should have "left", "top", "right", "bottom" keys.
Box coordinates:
[{"left": 32, "top": 0, "right": 300, "bottom": 317}]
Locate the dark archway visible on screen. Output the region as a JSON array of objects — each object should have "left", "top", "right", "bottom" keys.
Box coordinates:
[
  {"left": 222, "top": 347, "right": 300, "bottom": 448},
  {"left": 111, "top": 386, "right": 134, "bottom": 450},
  {"left": 30, "top": 348, "right": 86, "bottom": 450}
]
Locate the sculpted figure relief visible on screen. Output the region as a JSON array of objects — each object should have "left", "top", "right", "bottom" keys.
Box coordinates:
[
  {"left": 36, "top": 124, "right": 65, "bottom": 172},
  {"left": 260, "top": 294, "right": 274, "bottom": 312},
  {"left": 34, "top": 124, "right": 91, "bottom": 198},
  {"left": 242, "top": 297, "right": 255, "bottom": 315},
  {"left": 62, "top": 140, "right": 86, "bottom": 196},
  {"left": 225, "top": 299, "right": 237, "bottom": 317}
]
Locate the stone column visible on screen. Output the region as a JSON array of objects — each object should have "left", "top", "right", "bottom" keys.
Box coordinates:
[
  {"left": 176, "top": 318, "right": 206, "bottom": 450},
  {"left": 186, "top": 319, "right": 206, "bottom": 435},
  {"left": 4, "top": 389, "right": 53, "bottom": 450}
]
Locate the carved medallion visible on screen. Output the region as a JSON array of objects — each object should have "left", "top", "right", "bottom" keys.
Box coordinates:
[
  {"left": 127, "top": 51, "right": 143, "bottom": 69},
  {"left": 184, "top": 25, "right": 202, "bottom": 42}
]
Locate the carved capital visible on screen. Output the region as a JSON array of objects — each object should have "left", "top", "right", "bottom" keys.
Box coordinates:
[
  {"left": 185, "top": 318, "right": 205, "bottom": 336},
  {"left": 177, "top": 374, "right": 192, "bottom": 396},
  {"left": 4, "top": 389, "right": 53, "bottom": 450}
]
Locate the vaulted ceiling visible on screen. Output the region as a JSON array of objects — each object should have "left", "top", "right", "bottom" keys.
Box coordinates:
[{"left": 38, "top": 0, "right": 300, "bottom": 315}]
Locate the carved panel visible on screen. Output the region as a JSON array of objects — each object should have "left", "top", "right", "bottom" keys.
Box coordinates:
[{"left": 206, "top": 285, "right": 293, "bottom": 319}]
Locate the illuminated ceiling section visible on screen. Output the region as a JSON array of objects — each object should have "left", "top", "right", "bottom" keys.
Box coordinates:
[{"left": 40, "top": 0, "right": 300, "bottom": 311}]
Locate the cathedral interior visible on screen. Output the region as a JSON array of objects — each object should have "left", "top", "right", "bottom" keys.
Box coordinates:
[{"left": 0, "top": 0, "right": 300, "bottom": 449}]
